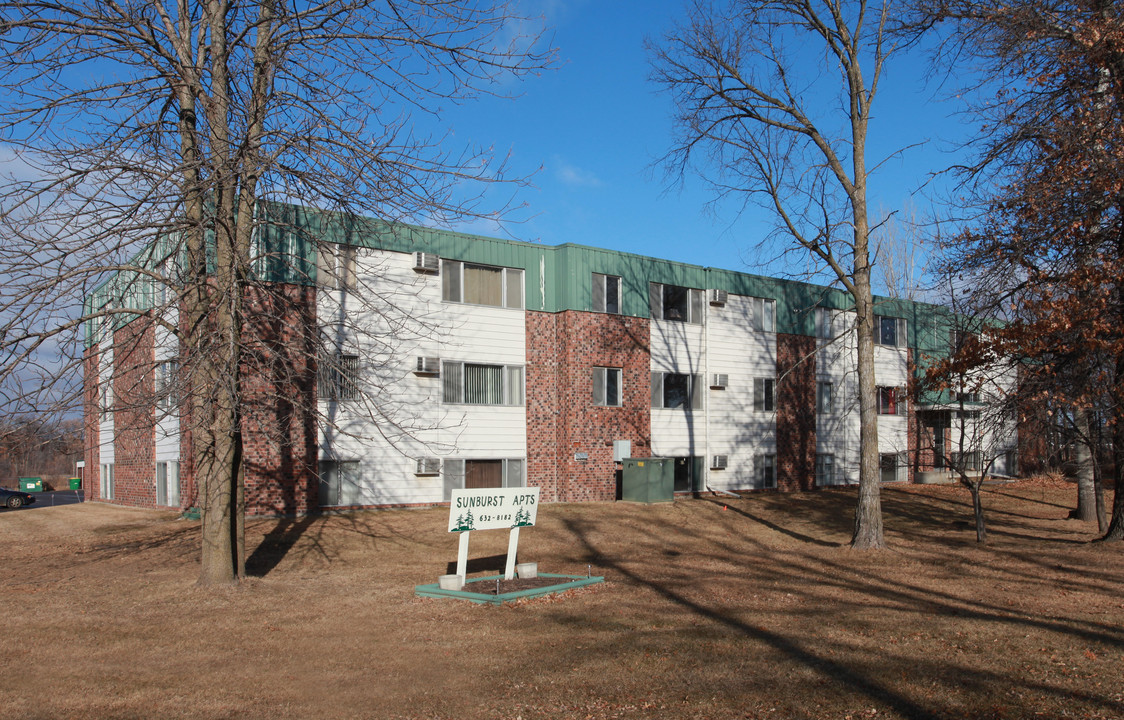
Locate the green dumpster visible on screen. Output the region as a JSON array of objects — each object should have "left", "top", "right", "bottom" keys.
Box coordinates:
[
  {"left": 68, "top": 478, "right": 82, "bottom": 490},
  {"left": 19, "top": 477, "right": 42, "bottom": 492}
]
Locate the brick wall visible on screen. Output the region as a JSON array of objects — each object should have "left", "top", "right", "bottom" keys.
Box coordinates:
[
  {"left": 83, "top": 347, "right": 101, "bottom": 500},
  {"left": 526, "top": 311, "right": 651, "bottom": 502},
  {"left": 109, "top": 319, "right": 156, "bottom": 507},
  {"left": 239, "top": 284, "right": 319, "bottom": 515},
  {"left": 776, "top": 333, "right": 816, "bottom": 491}
]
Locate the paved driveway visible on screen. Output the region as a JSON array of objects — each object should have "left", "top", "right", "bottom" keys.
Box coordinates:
[{"left": 2, "top": 489, "right": 85, "bottom": 511}]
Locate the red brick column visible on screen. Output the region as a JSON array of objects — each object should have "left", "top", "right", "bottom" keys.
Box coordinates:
[
  {"left": 776, "top": 333, "right": 816, "bottom": 491},
  {"left": 83, "top": 346, "right": 101, "bottom": 500},
  {"left": 111, "top": 319, "right": 156, "bottom": 507},
  {"left": 526, "top": 310, "right": 651, "bottom": 502}
]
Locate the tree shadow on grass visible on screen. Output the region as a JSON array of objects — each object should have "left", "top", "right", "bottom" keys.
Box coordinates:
[{"left": 246, "top": 515, "right": 319, "bottom": 577}]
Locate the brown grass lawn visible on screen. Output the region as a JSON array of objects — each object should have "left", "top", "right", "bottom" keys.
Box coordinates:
[{"left": 2, "top": 480, "right": 1123, "bottom": 720}]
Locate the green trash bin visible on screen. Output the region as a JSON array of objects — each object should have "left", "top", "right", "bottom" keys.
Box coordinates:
[
  {"left": 19, "top": 477, "right": 42, "bottom": 492},
  {"left": 68, "top": 478, "right": 82, "bottom": 490}
]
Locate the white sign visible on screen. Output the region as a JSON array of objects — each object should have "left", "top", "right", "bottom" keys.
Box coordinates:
[{"left": 448, "top": 487, "right": 540, "bottom": 532}]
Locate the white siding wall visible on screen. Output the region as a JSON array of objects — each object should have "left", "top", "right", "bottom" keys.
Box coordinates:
[
  {"left": 704, "top": 294, "right": 776, "bottom": 491},
  {"left": 154, "top": 318, "right": 180, "bottom": 463},
  {"left": 649, "top": 316, "right": 706, "bottom": 460},
  {"left": 317, "top": 248, "right": 526, "bottom": 505},
  {"left": 97, "top": 344, "right": 114, "bottom": 466}
]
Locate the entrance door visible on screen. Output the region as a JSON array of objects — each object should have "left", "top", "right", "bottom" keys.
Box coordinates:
[{"left": 465, "top": 459, "right": 503, "bottom": 489}]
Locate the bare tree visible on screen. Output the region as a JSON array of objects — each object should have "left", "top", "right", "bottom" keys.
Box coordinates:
[
  {"left": 873, "top": 202, "right": 932, "bottom": 300},
  {"left": 650, "top": 0, "right": 908, "bottom": 548},
  {"left": 0, "top": 1, "right": 552, "bottom": 585}
]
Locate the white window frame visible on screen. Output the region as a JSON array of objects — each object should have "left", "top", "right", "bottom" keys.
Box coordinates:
[
  {"left": 877, "top": 386, "right": 907, "bottom": 416},
  {"left": 592, "top": 273, "right": 622, "bottom": 314},
  {"left": 156, "top": 460, "right": 180, "bottom": 507},
  {"left": 650, "top": 372, "right": 703, "bottom": 409},
  {"left": 100, "top": 463, "right": 115, "bottom": 500},
  {"left": 319, "top": 459, "right": 362, "bottom": 506},
  {"left": 815, "top": 306, "right": 836, "bottom": 340},
  {"left": 880, "top": 452, "right": 906, "bottom": 483},
  {"left": 593, "top": 367, "right": 623, "bottom": 407},
  {"left": 816, "top": 381, "right": 833, "bottom": 414},
  {"left": 754, "top": 378, "right": 776, "bottom": 413},
  {"left": 442, "top": 361, "right": 524, "bottom": 406},
  {"left": 874, "top": 315, "right": 908, "bottom": 348},
  {"left": 442, "top": 457, "right": 525, "bottom": 501},
  {"left": 756, "top": 453, "right": 776, "bottom": 489},
  {"left": 441, "top": 259, "right": 524, "bottom": 309},
  {"left": 155, "top": 361, "right": 179, "bottom": 410},
  {"left": 750, "top": 297, "right": 777, "bottom": 332},
  {"left": 649, "top": 282, "right": 705, "bottom": 324},
  {"left": 815, "top": 453, "right": 836, "bottom": 486}
]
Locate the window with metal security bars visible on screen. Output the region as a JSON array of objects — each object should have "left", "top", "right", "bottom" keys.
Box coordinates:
[
  {"left": 441, "top": 259, "right": 523, "bottom": 309},
  {"left": 651, "top": 372, "right": 703, "bottom": 409},
  {"left": 755, "top": 378, "right": 775, "bottom": 412},
  {"left": 319, "top": 354, "right": 359, "bottom": 401},
  {"left": 593, "top": 273, "right": 621, "bottom": 314},
  {"left": 442, "top": 361, "right": 523, "bottom": 405},
  {"left": 593, "top": 367, "right": 622, "bottom": 407},
  {"left": 649, "top": 282, "right": 705, "bottom": 324}
]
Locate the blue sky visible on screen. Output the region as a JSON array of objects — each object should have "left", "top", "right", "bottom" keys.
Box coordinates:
[{"left": 443, "top": 0, "right": 976, "bottom": 291}]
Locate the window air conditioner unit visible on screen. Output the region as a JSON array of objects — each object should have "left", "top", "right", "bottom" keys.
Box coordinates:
[
  {"left": 708, "top": 288, "right": 728, "bottom": 305},
  {"left": 710, "top": 373, "right": 728, "bottom": 389},
  {"left": 710, "top": 454, "right": 728, "bottom": 470},
  {"left": 415, "top": 457, "right": 441, "bottom": 476},
  {"left": 415, "top": 357, "right": 440, "bottom": 375},
  {"left": 413, "top": 252, "right": 439, "bottom": 273}
]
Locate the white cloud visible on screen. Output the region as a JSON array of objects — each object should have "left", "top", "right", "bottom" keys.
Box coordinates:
[{"left": 553, "top": 157, "right": 603, "bottom": 188}]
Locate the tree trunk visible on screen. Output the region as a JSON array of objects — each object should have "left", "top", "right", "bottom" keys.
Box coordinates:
[
  {"left": 1072, "top": 409, "right": 1098, "bottom": 522},
  {"left": 970, "top": 481, "right": 987, "bottom": 544},
  {"left": 851, "top": 284, "right": 884, "bottom": 549}
]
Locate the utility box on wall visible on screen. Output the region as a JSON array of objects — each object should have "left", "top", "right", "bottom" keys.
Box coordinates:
[{"left": 620, "top": 458, "right": 674, "bottom": 503}]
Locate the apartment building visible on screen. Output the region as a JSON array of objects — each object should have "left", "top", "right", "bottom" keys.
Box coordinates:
[{"left": 83, "top": 203, "right": 1017, "bottom": 515}]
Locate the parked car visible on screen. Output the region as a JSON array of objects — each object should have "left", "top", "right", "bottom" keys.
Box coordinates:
[{"left": 0, "top": 487, "right": 35, "bottom": 509}]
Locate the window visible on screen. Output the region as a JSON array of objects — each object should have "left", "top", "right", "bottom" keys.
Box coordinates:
[
  {"left": 756, "top": 454, "right": 776, "bottom": 489},
  {"left": 156, "top": 460, "right": 180, "bottom": 507},
  {"left": 816, "top": 307, "right": 836, "bottom": 340},
  {"left": 649, "top": 282, "right": 704, "bottom": 324},
  {"left": 755, "top": 378, "right": 775, "bottom": 412},
  {"left": 816, "top": 454, "right": 836, "bottom": 486},
  {"left": 593, "top": 367, "right": 622, "bottom": 407},
  {"left": 880, "top": 453, "right": 904, "bottom": 483},
  {"left": 442, "top": 361, "right": 524, "bottom": 405},
  {"left": 875, "top": 315, "right": 908, "bottom": 348},
  {"left": 751, "top": 297, "right": 777, "bottom": 332},
  {"left": 155, "top": 361, "right": 179, "bottom": 410},
  {"left": 951, "top": 451, "right": 982, "bottom": 472},
  {"left": 100, "top": 463, "right": 114, "bottom": 500},
  {"left": 319, "top": 459, "right": 361, "bottom": 506},
  {"left": 319, "top": 353, "right": 359, "bottom": 401},
  {"left": 317, "top": 243, "right": 357, "bottom": 291},
  {"left": 442, "top": 458, "right": 524, "bottom": 501},
  {"left": 651, "top": 372, "right": 703, "bottom": 409},
  {"left": 817, "top": 381, "right": 833, "bottom": 414},
  {"left": 955, "top": 391, "right": 980, "bottom": 403},
  {"left": 593, "top": 273, "right": 621, "bottom": 314},
  {"left": 878, "top": 386, "right": 906, "bottom": 416},
  {"left": 442, "top": 259, "right": 523, "bottom": 309}
]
